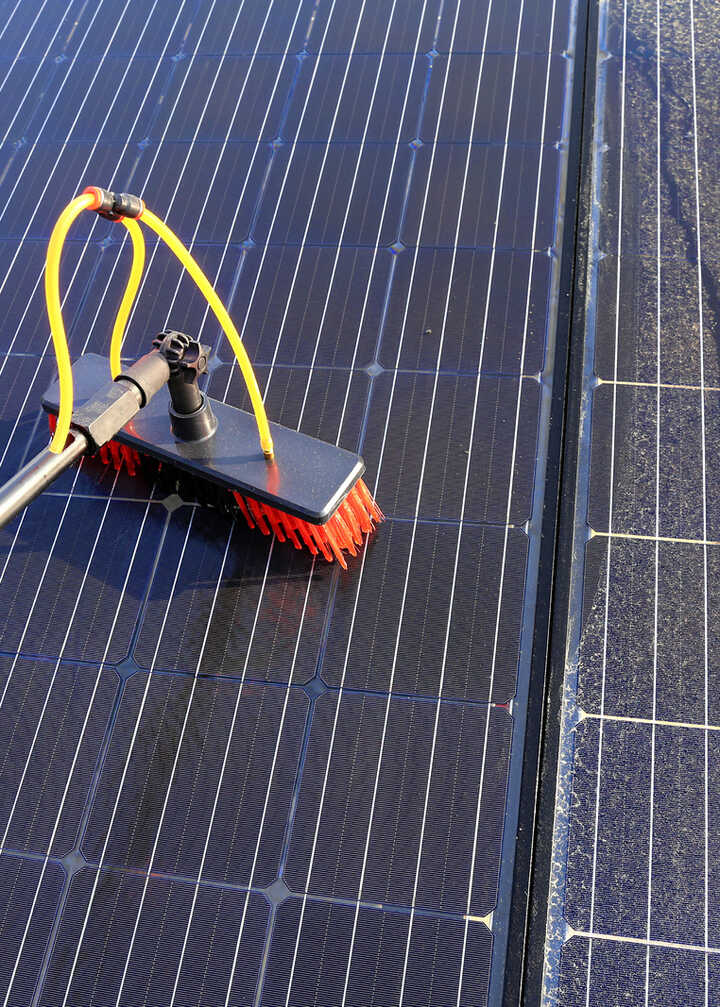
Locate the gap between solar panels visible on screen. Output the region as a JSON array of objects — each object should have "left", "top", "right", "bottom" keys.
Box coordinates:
[{"left": 0, "top": 187, "right": 383, "bottom": 568}]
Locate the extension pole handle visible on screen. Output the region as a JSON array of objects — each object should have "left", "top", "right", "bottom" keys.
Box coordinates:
[{"left": 0, "top": 434, "right": 88, "bottom": 530}]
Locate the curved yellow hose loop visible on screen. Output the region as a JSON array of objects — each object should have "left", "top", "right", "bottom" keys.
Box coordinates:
[
  {"left": 139, "top": 208, "right": 274, "bottom": 458},
  {"left": 45, "top": 192, "right": 274, "bottom": 459},
  {"left": 46, "top": 192, "right": 96, "bottom": 452},
  {"left": 109, "top": 218, "right": 145, "bottom": 379}
]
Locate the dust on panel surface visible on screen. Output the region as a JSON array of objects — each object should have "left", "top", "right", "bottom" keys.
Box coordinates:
[{"left": 545, "top": 1, "right": 720, "bottom": 1005}]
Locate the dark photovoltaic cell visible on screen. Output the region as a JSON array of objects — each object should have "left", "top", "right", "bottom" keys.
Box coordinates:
[
  {"left": 40, "top": 870, "right": 269, "bottom": 1006},
  {"left": 0, "top": 354, "right": 56, "bottom": 481},
  {"left": 254, "top": 143, "right": 411, "bottom": 246},
  {"left": 24, "top": 57, "right": 173, "bottom": 143},
  {"left": 0, "top": 243, "right": 98, "bottom": 356},
  {"left": 133, "top": 504, "right": 332, "bottom": 683},
  {"left": 401, "top": 143, "right": 559, "bottom": 249},
  {"left": 66, "top": 241, "right": 239, "bottom": 363},
  {"left": 377, "top": 247, "right": 551, "bottom": 374},
  {"left": 0, "top": 59, "right": 58, "bottom": 141},
  {"left": 321, "top": 522, "right": 528, "bottom": 700},
  {"left": 592, "top": 253, "right": 719, "bottom": 388},
  {"left": 0, "top": 496, "right": 165, "bottom": 662},
  {"left": 229, "top": 245, "right": 389, "bottom": 368},
  {"left": 306, "top": 0, "right": 439, "bottom": 55},
  {"left": 55, "top": 2, "right": 191, "bottom": 59},
  {"left": 563, "top": 720, "right": 718, "bottom": 946},
  {"left": 152, "top": 55, "right": 297, "bottom": 141},
  {"left": 180, "top": 0, "right": 315, "bottom": 57},
  {"left": 588, "top": 383, "right": 720, "bottom": 539},
  {"left": 0, "top": 3, "right": 81, "bottom": 60},
  {"left": 0, "top": 0, "right": 578, "bottom": 1003},
  {"left": 260, "top": 900, "right": 493, "bottom": 1007},
  {"left": 211, "top": 362, "right": 370, "bottom": 447},
  {"left": 434, "top": 0, "right": 574, "bottom": 54},
  {"left": 0, "top": 658, "right": 117, "bottom": 857},
  {"left": 597, "top": 49, "right": 720, "bottom": 262},
  {"left": 285, "top": 55, "right": 428, "bottom": 142},
  {"left": 363, "top": 372, "right": 541, "bottom": 523},
  {"left": 0, "top": 857, "right": 64, "bottom": 1007},
  {"left": 0, "top": 142, "right": 139, "bottom": 241},
  {"left": 421, "top": 53, "right": 566, "bottom": 143},
  {"left": 284, "top": 695, "right": 511, "bottom": 915},
  {"left": 134, "top": 141, "right": 272, "bottom": 244},
  {"left": 82, "top": 676, "right": 308, "bottom": 886}
]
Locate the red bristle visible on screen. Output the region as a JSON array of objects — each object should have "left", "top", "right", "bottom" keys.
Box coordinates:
[
  {"left": 323, "top": 515, "right": 343, "bottom": 554},
  {"left": 262, "top": 504, "right": 286, "bottom": 543},
  {"left": 48, "top": 409, "right": 382, "bottom": 567},
  {"left": 340, "top": 500, "right": 362, "bottom": 545},
  {"left": 279, "top": 513, "right": 303, "bottom": 550},
  {"left": 72, "top": 425, "right": 382, "bottom": 567},
  {"left": 48, "top": 406, "right": 382, "bottom": 568},
  {"left": 310, "top": 524, "right": 334, "bottom": 563},
  {"left": 331, "top": 511, "right": 357, "bottom": 556},
  {"left": 292, "top": 518, "right": 319, "bottom": 555},
  {"left": 356, "top": 478, "right": 383, "bottom": 521},
  {"left": 247, "top": 497, "right": 271, "bottom": 536},
  {"left": 108, "top": 440, "right": 122, "bottom": 470},
  {"left": 225, "top": 476, "right": 383, "bottom": 567},
  {"left": 234, "top": 493, "right": 255, "bottom": 530},
  {"left": 346, "top": 490, "right": 372, "bottom": 534},
  {"left": 322, "top": 523, "right": 344, "bottom": 563},
  {"left": 340, "top": 518, "right": 359, "bottom": 555},
  {"left": 120, "top": 444, "right": 137, "bottom": 476},
  {"left": 324, "top": 514, "right": 344, "bottom": 552},
  {"left": 322, "top": 523, "right": 348, "bottom": 568}
]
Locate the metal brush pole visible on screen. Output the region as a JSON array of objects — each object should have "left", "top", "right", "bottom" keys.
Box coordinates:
[
  {"left": 0, "top": 341, "right": 174, "bottom": 531},
  {"left": 0, "top": 434, "right": 89, "bottom": 528}
]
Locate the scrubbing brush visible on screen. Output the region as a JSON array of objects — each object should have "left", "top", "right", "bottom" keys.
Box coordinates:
[{"left": 0, "top": 188, "right": 383, "bottom": 568}]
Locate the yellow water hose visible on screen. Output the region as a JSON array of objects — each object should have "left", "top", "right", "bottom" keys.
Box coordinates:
[
  {"left": 109, "top": 218, "right": 145, "bottom": 381},
  {"left": 45, "top": 192, "right": 96, "bottom": 453},
  {"left": 45, "top": 189, "right": 274, "bottom": 459},
  {"left": 139, "top": 209, "right": 273, "bottom": 458}
]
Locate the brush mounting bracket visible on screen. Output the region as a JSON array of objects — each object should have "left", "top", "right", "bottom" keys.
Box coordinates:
[{"left": 152, "top": 330, "right": 218, "bottom": 443}]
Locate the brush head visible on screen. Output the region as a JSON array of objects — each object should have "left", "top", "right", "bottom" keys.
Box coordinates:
[{"left": 43, "top": 353, "right": 382, "bottom": 567}]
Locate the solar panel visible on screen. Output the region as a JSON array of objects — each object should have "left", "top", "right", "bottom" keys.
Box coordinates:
[
  {"left": 0, "top": 0, "right": 579, "bottom": 1003},
  {"left": 542, "top": 0, "right": 720, "bottom": 1004}
]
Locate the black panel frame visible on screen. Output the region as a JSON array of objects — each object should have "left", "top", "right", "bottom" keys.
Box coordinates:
[{"left": 502, "top": 0, "right": 594, "bottom": 1003}]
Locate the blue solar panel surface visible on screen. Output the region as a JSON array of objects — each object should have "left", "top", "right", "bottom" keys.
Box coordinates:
[
  {"left": 544, "top": 1, "right": 720, "bottom": 1004},
  {"left": 0, "top": 0, "right": 578, "bottom": 1003}
]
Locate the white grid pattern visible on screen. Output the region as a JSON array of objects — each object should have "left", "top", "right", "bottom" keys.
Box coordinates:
[{"left": 0, "top": 0, "right": 570, "bottom": 1003}]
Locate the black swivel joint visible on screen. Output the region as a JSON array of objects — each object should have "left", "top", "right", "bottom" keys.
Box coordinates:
[
  {"left": 153, "top": 330, "right": 218, "bottom": 443},
  {"left": 84, "top": 186, "right": 144, "bottom": 220}
]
